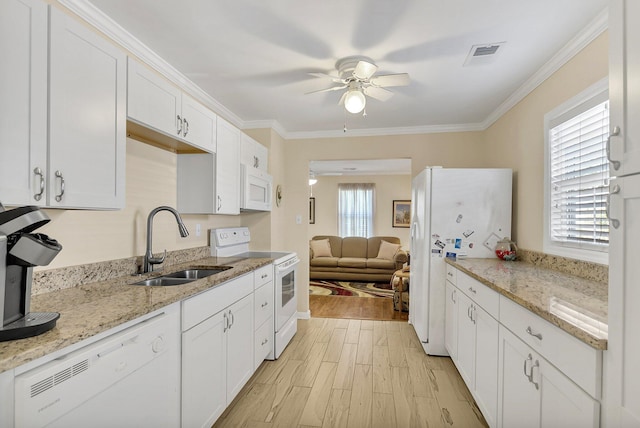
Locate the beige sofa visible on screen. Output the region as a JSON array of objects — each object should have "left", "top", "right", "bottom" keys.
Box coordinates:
[{"left": 309, "top": 235, "right": 408, "bottom": 282}]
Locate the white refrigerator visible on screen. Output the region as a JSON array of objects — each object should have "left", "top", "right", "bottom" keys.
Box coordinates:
[{"left": 409, "top": 167, "right": 512, "bottom": 356}]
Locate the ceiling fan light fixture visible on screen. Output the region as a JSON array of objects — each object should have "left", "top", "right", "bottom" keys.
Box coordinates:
[{"left": 344, "top": 89, "right": 366, "bottom": 114}]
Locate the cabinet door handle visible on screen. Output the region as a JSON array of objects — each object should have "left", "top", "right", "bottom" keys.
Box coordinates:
[
  {"left": 223, "top": 312, "right": 228, "bottom": 332},
  {"left": 523, "top": 353, "right": 533, "bottom": 381},
  {"left": 467, "top": 305, "right": 472, "bottom": 320},
  {"left": 228, "top": 309, "right": 234, "bottom": 329},
  {"left": 217, "top": 195, "right": 222, "bottom": 211},
  {"left": 606, "top": 125, "right": 621, "bottom": 170},
  {"left": 531, "top": 359, "right": 540, "bottom": 390},
  {"left": 607, "top": 184, "right": 621, "bottom": 229},
  {"left": 177, "top": 115, "right": 183, "bottom": 136},
  {"left": 526, "top": 326, "right": 543, "bottom": 340},
  {"left": 471, "top": 305, "right": 476, "bottom": 324},
  {"left": 183, "top": 118, "right": 189, "bottom": 137},
  {"left": 54, "top": 170, "right": 65, "bottom": 202},
  {"left": 33, "top": 167, "right": 45, "bottom": 201},
  {"left": 451, "top": 289, "right": 456, "bottom": 303}
]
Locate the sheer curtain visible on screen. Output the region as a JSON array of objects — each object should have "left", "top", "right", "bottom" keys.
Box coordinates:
[{"left": 338, "top": 183, "right": 375, "bottom": 237}]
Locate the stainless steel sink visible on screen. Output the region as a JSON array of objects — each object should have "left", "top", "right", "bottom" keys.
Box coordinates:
[
  {"left": 133, "top": 277, "right": 195, "bottom": 286},
  {"left": 132, "top": 266, "right": 232, "bottom": 286},
  {"left": 163, "top": 267, "right": 231, "bottom": 279}
]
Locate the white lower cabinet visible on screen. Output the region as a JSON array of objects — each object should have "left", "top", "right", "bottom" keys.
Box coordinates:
[
  {"left": 446, "top": 264, "right": 602, "bottom": 428},
  {"left": 454, "top": 284, "right": 499, "bottom": 427},
  {"left": 181, "top": 274, "right": 254, "bottom": 428},
  {"left": 444, "top": 281, "right": 458, "bottom": 360},
  {"left": 498, "top": 326, "right": 599, "bottom": 428}
]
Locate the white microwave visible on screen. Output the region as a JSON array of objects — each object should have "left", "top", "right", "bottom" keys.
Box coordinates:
[{"left": 240, "top": 164, "right": 272, "bottom": 211}]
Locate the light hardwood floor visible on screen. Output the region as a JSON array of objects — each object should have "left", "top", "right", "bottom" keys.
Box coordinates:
[{"left": 213, "top": 318, "right": 487, "bottom": 428}]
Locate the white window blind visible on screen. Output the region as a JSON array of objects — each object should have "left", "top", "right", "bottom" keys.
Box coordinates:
[
  {"left": 549, "top": 100, "right": 610, "bottom": 248},
  {"left": 338, "top": 183, "right": 375, "bottom": 238}
]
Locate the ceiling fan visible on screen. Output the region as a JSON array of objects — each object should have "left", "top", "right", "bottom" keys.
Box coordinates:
[{"left": 307, "top": 56, "right": 410, "bottom": 114}]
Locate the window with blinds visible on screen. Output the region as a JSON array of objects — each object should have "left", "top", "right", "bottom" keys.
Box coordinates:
[
  {"left": 338, "top": 183, "right": 375, "bottom": 238},
  {"left": 548, "top": 99, "right": 609, "bottom": 249}
]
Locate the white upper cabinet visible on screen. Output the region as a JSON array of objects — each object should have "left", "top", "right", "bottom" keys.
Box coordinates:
[
  {"left": 1, "top": 2, "right": 125, "bottom": 209},
  {"left": 215, "top": 117, "right": 241, "bottom": 214},
  {"left": 0, "top": 0, "right": 48, "bottom": 207},
  {"left": 177, "top": 117, "right": 240, "bottom": 215},
  {"left": 48, "top": 7, "right": 126, "bottom": 209},
  {"left": 127, "top": 58, "right": 216, "bottom": 153},
  {"left": 609, "top": 0, "right": 640, "bottom": 176},
  {"left": 181, "top": 93, "right": 217, "bottom": 153},
  {"left": 240, "top": 133, "right": 268, "bottom": 172},
  {"left": 127, "top": 58, "right": 181, "bottom": 139}
]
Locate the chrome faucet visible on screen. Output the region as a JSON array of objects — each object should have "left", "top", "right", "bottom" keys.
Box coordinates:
[{"left": 143, "top": 206, "right": 189, "bottom": 273}]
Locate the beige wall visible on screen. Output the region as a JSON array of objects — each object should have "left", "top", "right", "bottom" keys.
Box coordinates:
[
  {"left": 483, "top": 32, "right": 608, "bottom": 251},
  {"left": 38, "top": 138, "right": 240, "bottom": 270},
  {"left": 308, "top": 174, "right": 412, "bottom": 249},
  {"left": 282, "top": 132, "right": 487, "bottom": 313}
]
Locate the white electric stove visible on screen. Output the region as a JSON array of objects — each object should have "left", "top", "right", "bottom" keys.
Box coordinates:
[{"left": 211, "top": 227, "right": 299, "bottom": 359}]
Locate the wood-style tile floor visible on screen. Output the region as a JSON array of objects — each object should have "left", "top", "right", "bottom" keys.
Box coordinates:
[{"left": 213, "top": 318, "right": 488, "bottom": 428}]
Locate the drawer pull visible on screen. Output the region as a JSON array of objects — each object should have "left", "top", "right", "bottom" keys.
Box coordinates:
[
  {"left": 468, "top": 286, "right": 476, "bottom": 294},
  {"left": 261, "top": 301, "right": 268, "bottom": 308},
  {"left": 447, "top": 271, "right": 453, "bottom": 277},
  {"left": 261, "top": 274, "right": 268, "bottom": 279},
  {"left": 526, "top": 326, "right": 543, "bottom": 340},
  {"left": 261, "top": 338, "right": 269, "bottom": 346}
]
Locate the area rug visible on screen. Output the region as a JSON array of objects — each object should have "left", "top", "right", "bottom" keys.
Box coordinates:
[{"left": 309, "top": 279, "right": 394, "bottom": 298}]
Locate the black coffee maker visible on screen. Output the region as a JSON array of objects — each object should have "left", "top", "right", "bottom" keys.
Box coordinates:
[{"left": 0, "top": 204, "right": 62, "bottom": 341}]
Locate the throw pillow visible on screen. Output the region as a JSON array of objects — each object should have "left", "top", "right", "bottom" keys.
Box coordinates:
[
  {"left": 310, "top": 239, "right": 332, "bottom": 258},
  {"left": 377, "top": 240, "right": 401, "bottom": 260}
]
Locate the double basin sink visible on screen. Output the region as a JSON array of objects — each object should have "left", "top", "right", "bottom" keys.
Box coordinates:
[{"left": 133, "top": 266, "right": 231, "bottom": 286}]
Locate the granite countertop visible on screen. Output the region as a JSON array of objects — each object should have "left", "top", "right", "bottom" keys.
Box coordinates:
[
  {"left": 0, "top": 256, "right": 273, "bottom": 374},
  {"left": 445, "top": 258, "right": 608, "bottom": 350}
]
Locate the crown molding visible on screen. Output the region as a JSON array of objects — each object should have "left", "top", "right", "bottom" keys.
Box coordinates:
[
  {"left": 480, "top": 7, "right": 608, "bottom": 130},
  {"left": 57, "top": 0, "right": 245, "bottom": 129},
  {"left": 282, "top": 122, "right": 485, "bottom": 140}
]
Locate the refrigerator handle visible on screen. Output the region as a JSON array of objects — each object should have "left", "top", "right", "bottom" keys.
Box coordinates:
[{"left": 410, "top": 222, "right": 417, "bottom": 240}]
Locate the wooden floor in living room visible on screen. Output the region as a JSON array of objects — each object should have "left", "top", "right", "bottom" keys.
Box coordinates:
[
  {"left": 309, "top": 294, "right": 409, "bottom": 321},
  {"left": 213, "top": 318, "right": 487, "bottom": 428}
]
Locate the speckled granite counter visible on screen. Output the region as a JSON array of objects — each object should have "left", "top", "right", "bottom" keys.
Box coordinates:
[
  {"left": 445, "top": 258, "right": 608, "bottom": 350},
  {"left": 0, "top": 256, "right": 273, "bottom": 373}
]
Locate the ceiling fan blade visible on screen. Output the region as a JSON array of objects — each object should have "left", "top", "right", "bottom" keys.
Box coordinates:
[
  {"left": 308, "top": 72, "right": 343, "bottom": 83},
  {"left": 305, "top": 84, "right": 347, "bottom": 95},
  {"left": 370, "top": 73, "right": 410, "bottom": 87},
  {"left": 353, "top": 60, "right": 378, "bottom": 80},
  {"left": 338, "top": 92, "right": 347, "bottom": 105},
  {"left": 363, "top": 86, "right": 394, "bottom": 102}
]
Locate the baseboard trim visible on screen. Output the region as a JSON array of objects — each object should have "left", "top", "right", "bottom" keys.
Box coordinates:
[{"left": 297, "top": 310, "right": 311, "bottom": 320}]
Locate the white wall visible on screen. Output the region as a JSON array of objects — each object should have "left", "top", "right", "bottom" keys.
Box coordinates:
[{"left": 308, "top": 174, "right": 411, "bottom": 249}]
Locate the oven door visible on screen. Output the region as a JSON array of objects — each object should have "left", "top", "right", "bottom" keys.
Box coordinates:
[
  {"left": 240, "top": 165, "right": 272, "bottom": 212},
  {"left": 275, "top": 257, "right": 299, "bottom": 331}
]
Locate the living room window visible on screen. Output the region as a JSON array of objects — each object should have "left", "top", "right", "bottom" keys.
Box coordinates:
[
  {"left": 544, "top": 79, "right": 609, "bottom": 264},
  {"left": 338, "top": 183, "right": 375, "bottom": 238}
]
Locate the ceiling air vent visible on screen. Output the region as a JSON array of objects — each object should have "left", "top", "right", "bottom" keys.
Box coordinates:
[{"left": 463, "top": 42, "right": 506, "bottom": 66}]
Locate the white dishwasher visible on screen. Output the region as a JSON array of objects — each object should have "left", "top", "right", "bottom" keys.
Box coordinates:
[{"left": 14, "top": 304, "right": 180, "bottom": 428}]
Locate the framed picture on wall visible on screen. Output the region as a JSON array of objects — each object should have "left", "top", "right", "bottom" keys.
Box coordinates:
[
  {"left": 392, "top": 200, "right": 411, "bottom": 228},
  {"left": 309, "top": 197, "right": 315, "bottom": 224}
]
